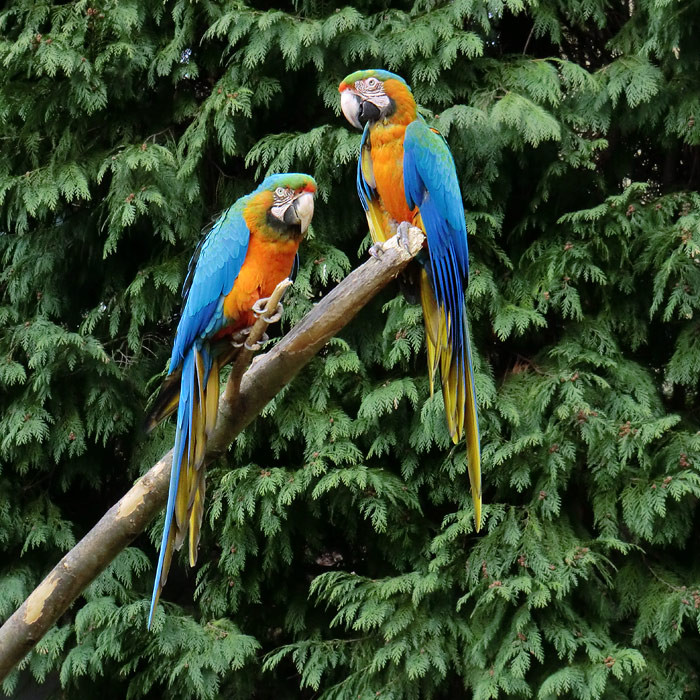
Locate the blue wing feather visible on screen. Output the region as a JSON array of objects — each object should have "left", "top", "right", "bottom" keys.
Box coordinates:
[
  {"left": 149, "top": 205, "right": 249, "bottom": 628},
  {"left": 403, "top": 117, "right": 480, "bottom": 451},
  {"left": 357, "top": 123, "right": 377, "bottom": 213},
  {"left": 404, "top": 118, "right": 469, "bottom": 279},
  {"left": 404, "top": 119, "right": 469, "bottom": 351},
  {"left": 356, "top": 123, "right": 391, "bottom": 244},
  {"left": 169, "top": 205, "right": 251, "bottom": 370}
]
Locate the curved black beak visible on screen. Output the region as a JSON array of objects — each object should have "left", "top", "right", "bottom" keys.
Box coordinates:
[
  {"left": 341, "top": 90, "right": 362, "bottom": 129},
  {"left": 341, "top": 91, "right": 382, "bottom": 129},
  {"left": 357, "top": 100, "right": 380, "bottom": 126}
]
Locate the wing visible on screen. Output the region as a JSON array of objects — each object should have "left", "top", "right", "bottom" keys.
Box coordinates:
[
  {"left": 403, "top": 119, "right": 469, "bottom": 279},
  {"left": 149, "top": 205, "right": 250, "bottom": 627},
  {"left": 145, "top": 207, "right": 250, "bottom": 430},
  {"left": 403, "top": 119, "right": 482, "bottom": 529},
  {"left": 357, "top": 124, "right": 390, "bottom": 243},
  {"left": 169, "top": 206, "right": 251, "bottom": 371}
]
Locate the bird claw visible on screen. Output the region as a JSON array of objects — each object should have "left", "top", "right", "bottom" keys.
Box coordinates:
[
  {"left": 368, "top": 241, "right": 386, "bottom": 260},
  {"left": 253, "top": 297, "right": 284, "bottom": 324},
  {"left": 252, "top": 297, "right": 268, "bottom": 316},
  {"left": 244, "top": 333, "right": 269, "bottom": 352},
  {"left": 396, "top": 221, "right": 413, "bottom": 253},
  {"left": 230, "top": 327, "right": 251, "bottom": 348},
  {"left": 231, "top": 328, "right": 269, "bottom": 351}
]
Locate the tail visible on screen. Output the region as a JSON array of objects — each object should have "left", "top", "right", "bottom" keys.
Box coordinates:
[
  {"left": 144, "top": 344, "right": 238, "bottom": 433},
  {"left": 144, "top": 370, "right": 182, "bottom": 433},
  {"left": 147, "top": 344, "right": 220, "bottom": 629},
  {"left": 419, "top": 270, "right": 482, "bottom": 531}
]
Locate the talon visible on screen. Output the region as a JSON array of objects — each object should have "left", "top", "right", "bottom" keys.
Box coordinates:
[
  {"left": 369, "top": 242, "right": 386, "bottom": 259},
  {"left": 397, "top": 222, "right": 412, "bottom": 252},
  {"left": 243, "top": 331, "right": 269, "bottom": 352},
  {"left": 252, "top": 297, "right": 269, "bottom": 316},
  {"left": 253, "top": 299, "right": 284, "bottom": 324},
  {"left": 263, "top": 302, "right": 284, "bottom": 324},
  {"left": 231, "top": 327, "right": 251, "bottom": 348}
]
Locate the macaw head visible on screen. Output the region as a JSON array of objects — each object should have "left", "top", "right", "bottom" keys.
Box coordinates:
[
  {"left": 256, "top": 173, "right": 317, "bottom": 237},
  {"left": 338, "top": 69, "right": 415, "bottom": 129}
]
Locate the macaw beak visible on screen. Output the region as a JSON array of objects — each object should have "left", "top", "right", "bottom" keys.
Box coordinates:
[
  {"left": 283, "top": 191, "right": 315, "bottom": 234},
  {"left": 341, "top": 90, "right": 381, "bottom": 129},
  {"left": 341, "top": 90, "right": 362, "bottom": 129}
]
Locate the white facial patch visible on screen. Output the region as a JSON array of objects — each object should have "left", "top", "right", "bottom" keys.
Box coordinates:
[
  {"left": 356, "top": 78, "right": 391, "bottom": 110},
  {"left": 270, "top": 187, "right": 293, "bottom": 221}
]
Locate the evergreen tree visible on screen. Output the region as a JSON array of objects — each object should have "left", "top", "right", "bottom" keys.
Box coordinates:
[{"left": 2, "top": 0, "right": 700, "bottom": 697}]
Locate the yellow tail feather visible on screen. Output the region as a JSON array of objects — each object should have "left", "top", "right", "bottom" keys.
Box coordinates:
[
  {"left": 144, "top": 370, "right": 182, "bottom": 433},
  {"left": 205, "top": 360, "right": 219, "bottom": 436},
  {"left": 419, "top": 271, "right": 482, "bottom": 531},
  {"left": 169, "top": 352, "right": 217, "bottom": 564},
  {"left": 465, "top": 344, "right": 481, "bottom": 531},
  {"left": 420, "top": 270, "right": 441, "bottom": 396},
  {"left": 189, "top": 471, "right": 206, "bottom": 567}
]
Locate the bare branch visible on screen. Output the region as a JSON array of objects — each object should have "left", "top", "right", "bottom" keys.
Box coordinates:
[{"left": 0, "top": 227, "right": 425, "bottom": 681}]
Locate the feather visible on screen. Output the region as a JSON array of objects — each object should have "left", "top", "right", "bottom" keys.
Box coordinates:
[
  {"left": 343, "top": 70, "right": 482, "bottom": 530},
  {"left": 404, "top": 119, "right": 481, "bottom": 531},
  {"left": 148, "top": 173, "right": 316, "bottom": 628},
  {"left": 358, "top": 123, "right": 391, "bottom": 243},
  {"left": 420, "top": 270, "right": 439, "bottom": 395},
  {"left": 148, "top": 349, "right": 194, "bottom": 628},
  {"left": 148, "top": 204, "right": 251, "bottom": 629},
  {"left": 205, "top": 358, "right": 219, "bottom": 436},
  {"left": 144, "top": 369, "right": 182, "bottom": 433},
  {"left": 147, "top": 343, "right": 214, "bottom": 628},
  {"left": 188, "top": 471, "right": 206, "bottom": 567}
]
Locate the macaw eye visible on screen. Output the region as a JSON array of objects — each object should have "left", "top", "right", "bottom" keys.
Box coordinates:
[
  {"left": 366, "top": 77, "right": 379, "bottom": 89},
  {"left": 275, "top": 187, "right": 287, "bottom": 197}
]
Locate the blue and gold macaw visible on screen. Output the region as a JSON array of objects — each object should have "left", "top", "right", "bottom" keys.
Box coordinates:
[
  {"left": 146, "top": 173, "right": 317, "bottom": 628},
  {"left": 339, "top": 69, "right": 482, "bottom": 529}
]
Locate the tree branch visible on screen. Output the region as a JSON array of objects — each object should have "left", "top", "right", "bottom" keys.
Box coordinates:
[{"left": 0, "top": 227, "right": 425, "bottom": 681}]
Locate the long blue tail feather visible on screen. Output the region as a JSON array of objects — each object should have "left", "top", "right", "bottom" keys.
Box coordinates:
[{"left": 148, "top": 344, "right": 213, "bottom": 629}]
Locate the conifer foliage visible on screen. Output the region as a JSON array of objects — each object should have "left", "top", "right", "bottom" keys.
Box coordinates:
[{"left": 2, "top": 0, "right": 700, "bottom": 697}]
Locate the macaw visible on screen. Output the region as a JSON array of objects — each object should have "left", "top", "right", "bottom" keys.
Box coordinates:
[
  {"left": 146, "top": 173, "right": 317, "bottom": 628},
  {"left": 338, "top": 69, "right": 482, "bottom": 529}
]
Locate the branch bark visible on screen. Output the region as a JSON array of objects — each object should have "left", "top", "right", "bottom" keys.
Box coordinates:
[{"left": 0, "top": 228, "right": 425, "bottom": 681}]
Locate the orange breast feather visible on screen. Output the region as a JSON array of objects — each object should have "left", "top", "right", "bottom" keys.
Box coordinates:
[
  {"left": 370, "top": 123, "right": 418, "bottom": 227},
  {"left": 367, "top": 77, "right": 420, "bottom": 229},
  {"left": 218, "top": 201, "right": 299, "bottom": 336}
]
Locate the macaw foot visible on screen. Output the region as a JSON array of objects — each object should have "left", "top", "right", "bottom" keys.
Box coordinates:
[
  {"left": 231, "top": 326, "right": 270, "bottom": 351},
  {"left": 369, "top": 241, "right": 386, "bottom": 259},
  {"left": 239, "top": 296, "right": 282, "bottom": 351},
  {"left": 396, "top": 221, "right": 413, "bottom": 253},
  {"left": 252, "top": 296, "right": 284, "bottom": 324},
  {"left": 230, "top": 327, "right": 249, "bottom": 349}
]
